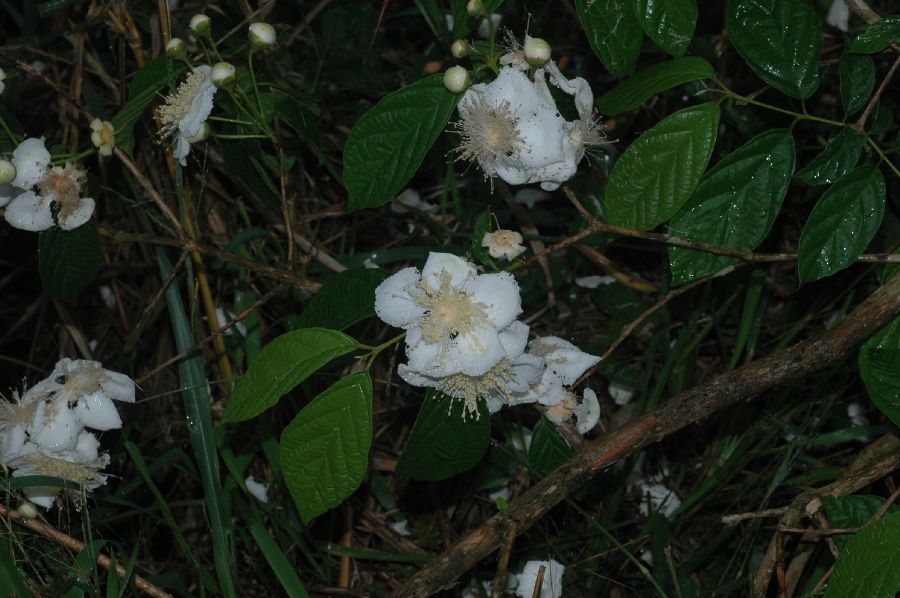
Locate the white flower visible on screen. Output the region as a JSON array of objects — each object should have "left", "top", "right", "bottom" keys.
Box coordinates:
[
  {"left": 245, "top": 476, "right": 268, "bottom": 503},
  {"left": 90, "top": 119, "right": 116, "bottom": 156},
  {"left": 3, "top": 138, "right": 95, "bottom": 232},
  {"left": 826, "top": 0, "right": 849, "bottom": 32},
  {"left": 545, "top": 388, "right": 600, "bottom": 434},
  {"left": 608, "top": 381, "right": 635, "bottom": 406},
  {"left": 514, "top": 559, "right": 564, "bottom": 598},
  {"left": 249, "top": 22, "right": 277, "bottom": 49},
  {"left": 9, "top": 447, "right": 110, "bottom": 508},
  {"left": 375, "top": 252, "right": 522, "bottom": 378},
  {"left": 575, "top": 275, "right": 615, "bottom": 289},
  {"left": 157, "top": 65, "right": 217, "bottom": 166},
  {"left": 520, "top": 336, "right": 600, "bottom": 406},
  {"left": 455, "top": 56, "right": 601, "bottom": 191},
  {"left": 482, "top": 229, "right": 526, "bottom": 260},
  {"left": 635, "top": 481, "right": 681, "bottom": 517},
  {"left": 391, "top": 188, "right": 436, "bottom": 214}
]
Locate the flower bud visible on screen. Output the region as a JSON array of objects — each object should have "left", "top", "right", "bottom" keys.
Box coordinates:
[
  {"left": 165, "top": 37, "right": 187, "bottom": 60},
  {"left": 90, "top": 119, "right": 116, "bottom": 157},
  {"left": 187, "top": 122, "right": 211, "bottom": 144},
  {"left": 248, "top": 22, "right": 277, "bottom": 49},
  {"left": 443, "top": 65, "right": 470, "bottom": 93},
  {"left": 466, "top": 0, "right": 485, "bottom": 16},
  {"left": 17, "top": 502, "right": 39, "bottom": 519},
  {"left": 524, "top": 36, "right": 551, "bottom": 67},
  {"left": 0, "top": 158, "right": 15, "bottom": 185},
  {"left": 450, "top": 39, "right": 469, "bottom": 59},
  {"left": 189, "top": 13, "right": 211, "bottom": 35},
  {"left": 211, "top": 62, "right": 236, "bottom": 88}
]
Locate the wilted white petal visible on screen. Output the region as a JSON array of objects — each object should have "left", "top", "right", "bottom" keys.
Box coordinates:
[
  {"left": 57, "top": 196, "right": 94, "bottom": 230},
  {"left": 75, "top": 432, "right": 101, "bottom": 461},
  {"left": 374, "top": 267, "right": 425, "bottom": 327},
  {"left": 608, "top": 381, "right": 635, "bottom": 405},
  {"left": 636, "top": 482, "right": 681, "bottom": 517},
  {"left": 498, "top": 320, "right": 529, "bottom": 359},
  {"left": 245, "top": 476, "right": 268, "bottom": 503},
  {"left": 514, "top": 559, "right": 564, "bottom": 598},
  {"left": 826, "top": 0, "right": 849, "bottom": 31},
  {"left": 575, "top": 275, "right": 616, "bottom": 289},
  {"left": 4, "top": 189, "right": 53, "bottom": 231},
  {"left": 11, "top": 137, "right": 51, "bottom": 189},
  {"left": 31, "top": 399, "right": 81, "bottom": 451},
  {"left": 530, "top": 336, "right": 600, "bottom": 385},
  {"left": 574, "top": 388, "right": 600, "bottom": 434},
  {"left": 75, "top": 392, "right": 122, "bottom": 431}
]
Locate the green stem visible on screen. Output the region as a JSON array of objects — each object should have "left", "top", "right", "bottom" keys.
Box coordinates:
[
  {"left": 0, "top": 115, "right": 20, "bottom": 147},
  {"left": 364, "top": 331, "right": 407, "bottom": 368}
]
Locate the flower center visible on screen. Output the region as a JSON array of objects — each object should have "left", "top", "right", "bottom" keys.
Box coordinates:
[
  {"left": 37, "top": 165, "right": 86, "bottom": 222},
  {"left": 417, "top": 270, "right": 488, "bottom": 346},
  {"left": 158, "top": 69, "right": 208, "bottom": 135},
  {"left": 456, "top": 96, "right": 521, "bottom": 175}
]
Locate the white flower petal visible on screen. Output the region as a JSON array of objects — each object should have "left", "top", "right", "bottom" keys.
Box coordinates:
[
  {"left": 450, "top": 327, "right": 506, "bottom": 376},
  {"left": 31, "top": 399, "right": 81, "bottom": 451},
  {"left": 530, "top": 336, "right": 600, "bottom": 385},
  {"left": 506, "top": 352, "right": 545, "bottom": 393},
  {"left": 421, "top": 252, "right": 475, "bottom": 289},
  {"left": 75, "top": 392, "right": 122, "bottom": 430},
  {"left": 466, "top": 272, "right": 522, "bottom": 329},
  {"left": 514, "top": 559, "right": 564, "bottom": 598},
  {"left": 180, "top": 65, "right": 216, "bottom": 138},
  {"left": 0, "top": 424, "right": 27, "bottom": 462},
  {"left": 245, "top": 476, "right": 269, "bottom": 503},
  {"left": 11, "top": 137, "right": 51, "bottom": 189},
  {"left": 574, "top": 388, "right": 600, "bottom": 434},
  {"left": 4, "top": 190, "right": 53, "bottom": 231},
  {"left": 75, "top": 431, "right": 101, "bottom": 461},
  {"left": 498, "top": 320, "right": 529, "bottom": 358},
  {"left": 58, "top": 197, "right": 95, "bottom": 230},
  {"left": 100, "top": 370, "right": 136, "bottom": 403},
  {"left": 374, "top": 267, "right": 425, "bottom": 327}
]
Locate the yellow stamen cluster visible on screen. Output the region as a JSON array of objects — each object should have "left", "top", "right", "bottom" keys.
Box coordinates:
[
  {"left": 37, "top": 164, "right": 85, "bottom": 222},
  {"left": 438, "top": 361, "right": 515, "bottom": 418},
  {"left": 415, "top": 270, "right": 489, "bottom": 362},
  {"left": 456, "top": 96, "right": 521, "bottom": 175},
  {"left": 157, "top": 69, "right": 207, "bottom": 135}
]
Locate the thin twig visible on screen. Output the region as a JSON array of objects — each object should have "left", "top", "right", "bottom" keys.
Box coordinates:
[
  {"left": 490, "top": 521, "right": 518, "bottom": 598},
  {"left": 854, "top": 55, "right": 900, "bottom": 131}
]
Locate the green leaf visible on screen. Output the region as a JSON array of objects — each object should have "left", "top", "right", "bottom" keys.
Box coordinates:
[
  {"left": 528, "top": 418, "right": 573, "bottom": 479},
  {"left": 248, "top": 517, "right": 311, "bottom": 598},
  {"left": 281, "top": 371, "right": 373, "bottom": 523},
  {"left": 795, "top": 127, "right": 866, "bottom": 185},
  {"left": 668, "top": 129, "right": 795, "bottom": 285},
  {"left": 825, "top": 511, "right": 900, "bottom": 598},
  {"left": 634, "top": 0, "right": 697, "bottom": 57},
  {"left": 598, "top": 57, "right": 715, "bottom": 116},
  {"left": 38, "top": 221, "right": 101, "bottom": 304},
  {"left": 859, "top": 313, "right": 900, "bottom": 428},
  {"left": 575, "top": 0, "right": 643, "bottom": 77},
  {"left": 470, "top": 209, "right": 495, "bottom": 267},
  {"left": 224, "top": 328, "right": 359, "bottom": 422},
  {"left": 606, "top": 103, "right": 720, "bottom": 230},
  {"left": 725, "top": 0, "right": 822, "bottom": 99},
  {"left": 343, "top": 75, "right": 460, "bottom": 211},
  {"left": 397, "top": 391, "right": 490, "bottom": 480},
  {"left": 840, "top": 54, "right": 875, "bottom": 116},
  {"left": 848, "top": 15, "right": 900, "bottom": 54},
  {"left": 797, "top": 166, "right": 885, "bottom": 284},
  {"left": 821, "top": 495, "right": 900, "bottom": 549},
  {"left": 294, "top": 269, "right": 390, "bottom": 331},
  {"left": 112, "top": 57, "right": 180, "bottom": 156}
]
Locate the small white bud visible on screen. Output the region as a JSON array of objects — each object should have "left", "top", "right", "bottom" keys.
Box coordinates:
[
  {"left": 450, "top": 39, "right": 469, "bottom": 59},
  {"left": 524, "top": 36, "right": 551, "bottom": 67},
  {"left": 0, "top": 158, "right": 16, "bottom": 184},
  {"left": 211, "top": 62, "right": 236, "bottom": 88},
  {"left": 443, "top": 65, "right": 470, "bottom": 93},
  {"left": 248, "top": 22, "right": 277, "bottom": 49},
  {"left": 187, "top": 122, "right": 211, "bottom": 144},
  {"left": 189, "top": 13, "right": 211, "bottom": 35},
  {"left": 165, "top": 37, "right": 187, "bottom": 60},
  {"left": 466, "top": 0, "right": 485, "bottom": 16}
]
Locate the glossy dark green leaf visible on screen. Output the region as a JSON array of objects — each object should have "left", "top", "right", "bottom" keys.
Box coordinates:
[
  {"left": 294, "top": 269, "right": 390, "bottom": 331},
  {"left": 825, "top": 511, "right": 900, "bottom": 597},
  {"left": 281, "top": 371, "right": 373, "bottom": 523},
  {"left": 634, "top": 0, "right": 698, "bottom": 57},
  {"left": 397, "top": 391, "right": 490, "bottom": 480},
  {"left": 840, "top": 54, "right": 875, "bottom": 116},
  {"left": 795, "top": 127, "right": 866, "bottom": 185},
  {"left": 343, "top": 75, "right": 460, "bottom": 211},
  {"left": 725, "top": 0, "right": 822, "bottom": 99},
  {"left": 669, "top": 129, "right": 795, "bottom": 285},
  {"left": 224, "top": 328, "right": 359, "bottom": 422},
  {"left": 597, "top": 57, "right": 715, "bottom": 116},
  {"left": 859, "top": 311, "right": 900, "bottom": 428},
  {"left": 470, "top": 209, "right": 495, "bottom": 267},
  {"left": 38, "top": 221, "right": 101, "bottom": 304},
  {"left": 848, "top": 15, "right": 900, "bottom": 54},
  {"left": 606, "top": 103, "right": 720, "bottom": 230},
  {"left": 821, "top": 495, "right": 900, "bottom": 549},
  {"left": 797, "top": 166, "right": 885, "bottom": 284},
  {"left": 528, "top": 418, "right": 573, "bottom": 479},
  {"left": 575, "top": 0, "right": 643, "bottom": 77},
  {"left": 868, "top": 101, "right": 894, "bottom": 136}
]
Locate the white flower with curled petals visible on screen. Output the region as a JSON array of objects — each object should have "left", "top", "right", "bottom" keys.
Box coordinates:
[
  {"left": 482, "top": 229, "right": 526, "bottom": 260},
  {"left": 517, "top": 336, "right": 600, "bottom": 406},
  {"left": 375, "top": 252, "right": 522, "bottom": 378},
  {"left": 157, "top": 64, "right": 217, "bottom": 166},
  {"left": 545, "top": 388, "right": 600, "bottom": 435}
]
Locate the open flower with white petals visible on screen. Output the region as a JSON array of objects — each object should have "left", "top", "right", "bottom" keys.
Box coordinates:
[
  {"left": 482, "top": 229, "right": 526, "bottom": 260},
  {"left": 519, "top": 336, "right": 600, "bottom": 406},
  {"left": 375, "top": 252, "right": 522, "bottom": 378},
  {"left": 157, "top": 64, "right": 217, "bottom": 166},
  {"left": 545, "top": 388, "right": 600, "bottom": 435},
  {"left": 455, "top": 40, "right": 602, "bottom": 191}
]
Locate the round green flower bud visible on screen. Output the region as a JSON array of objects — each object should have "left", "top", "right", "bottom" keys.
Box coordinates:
[
  {"left": 450, "top": 39, "right": 469, "bottom": 59},
  {"left": 189, "top": 13, "right": 211, "bottom": 35},
  {"left": 0, "top": 158, "right": 16, "bottom": 185},
  {"left": 211, "top": 62, "right": 236, "bottom": 88},
  {"left": 165, "top": 37, "right": 187, "bottom": 60},
  {"left": 443, "top": 65, "right": 471, "bottom": 94},
  {"left": 524, "top": 36, "right": 551, "bottom": 67},
  {"left": 466, "top": 0, "right": 485, "bottom": 16},
  {"left": 248, "top": 22, "right": 277, "bottom": 49}
]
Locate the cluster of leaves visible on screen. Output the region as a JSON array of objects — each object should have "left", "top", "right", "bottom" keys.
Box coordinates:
[{"left": 1, "top": 0, "right": 900, "bottom": 597}]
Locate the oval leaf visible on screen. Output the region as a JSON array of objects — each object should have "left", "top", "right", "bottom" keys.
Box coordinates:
[
  {"left": 397, "top": 391, "right": 490, "bottom": 480},
  {"left": 224, "top": 328, "right": 359, "bottom": 422},
  {"left": 39, "top": 221, "right": 102, "bottom": 304},
  {"left": 343, "top": 75, "right": 460, "bottom": 211},
  {"left": 668, "top": 129, "right": 795, "bottom": 285},
  {"left": 294, "top": 269, "right": 390, "bottom": 331},
  {"left": 726, "top": 0, "right": 822, "bottom": 99},
  {"left": 825, "top": 511, "right": 900, "bottom": 598},
  {"left": 848, "top": 15, "right": 900, "bottom": 54},
  {"left": 794, "top": 127, "right": 866, "bottom": 185},
  {"left": 822, "top": 495, "right": 900, "bottom": 549},
  {"left": 606, "top": 103, "right": 720, "bottom": 230},
  {"left": 634, "top": 0, "right": 698, "bottom": 57},
  {"left": 576, "top": 0, "right": 643, "bottom": 77},
  {"left": 840, "top": 54, "right": 875, "bottom": 116},
  {"left": 858, "top": 310, "right": 900, "bottom": 428},
  {"left": 528, "top": 418, "right": 573, "bottom": 479},
  {"left": 797, "top": 166, "right": 885, "bottom": 284},
  {"left": 280, "top": 371, "right": 373, "bottom": 523},
  {"left": 598, "top": 57, "right": 715, "bottom": 116}
]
